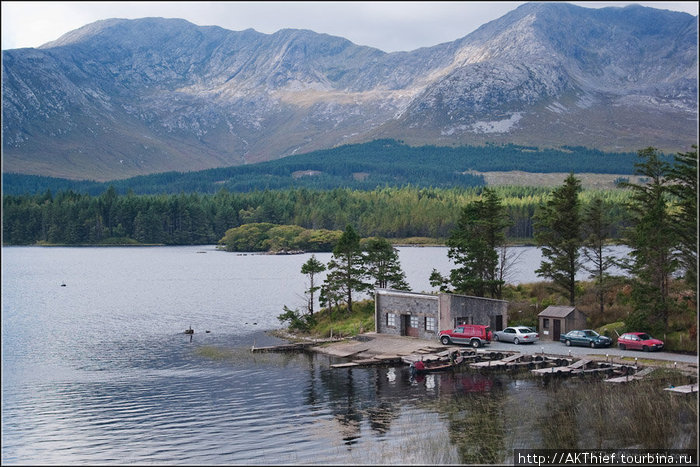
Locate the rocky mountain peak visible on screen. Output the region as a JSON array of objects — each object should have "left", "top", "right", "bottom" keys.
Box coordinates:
[{"left": 2, "top": 2, "right": 696, "bottom": 181}]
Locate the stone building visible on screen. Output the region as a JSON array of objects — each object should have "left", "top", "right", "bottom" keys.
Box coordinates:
[{"left": 374, "top": 289, "right": 508, "bottom": 340}]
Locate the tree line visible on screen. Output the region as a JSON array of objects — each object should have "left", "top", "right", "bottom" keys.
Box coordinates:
[
  {"left": 2, "top": 139, "right": 654, "bottom": 196},
  {"left": 3, "top": 185, "right": 635, "bottom": 246}
]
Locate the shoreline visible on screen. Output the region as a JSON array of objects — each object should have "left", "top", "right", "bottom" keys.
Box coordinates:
[{"left": 271, "top": 330, "right": 698, "bottom": 374}]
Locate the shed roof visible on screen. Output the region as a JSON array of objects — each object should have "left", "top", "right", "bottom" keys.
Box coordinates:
[{"left": 538, "top": 306, "right": 577, "bottom": 318}]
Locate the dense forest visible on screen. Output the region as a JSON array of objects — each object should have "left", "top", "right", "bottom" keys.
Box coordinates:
[
  {"left": 2, "top": 185, "right": 633, "bottom": 246},
  {"left": 1, "top": 139, "right": 652, "bottom": 196}
]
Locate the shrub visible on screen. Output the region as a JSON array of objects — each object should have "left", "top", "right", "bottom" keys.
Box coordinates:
[{"left": 277, "top": 306, "right": 317, "bottom": 333}]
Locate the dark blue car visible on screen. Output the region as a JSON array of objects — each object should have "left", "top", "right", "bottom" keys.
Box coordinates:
[{"left": 560, "top": 329, "right": 612, "bottom": 348}]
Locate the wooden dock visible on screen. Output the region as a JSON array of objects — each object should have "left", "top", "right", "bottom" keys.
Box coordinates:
[
  {"left": 251, "top": 341, "right": 336, "bottom": 352},
  {"left": 664, "top": 383, "right": 698, "bottom": 394},
  {"left": 330, "top": 354, "right": 404, "bottom": 369},
  {"left": 604, "top": 366, "right": 652, "bottom": 383},
  {"left": 470, "top": 353, "right": 523, "bottom": 369},
  {"left": 401, "top": 348, "right": 493, "bottom": 365},
  {"left": 531, "top": 358, "right": 637, "bottom": 379}
]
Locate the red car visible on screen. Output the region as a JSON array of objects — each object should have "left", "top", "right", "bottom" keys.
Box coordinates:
[
  {"left": 617, "top": 332, "right": 664, "bottom": 352},
  {"left": 438, "top": 324, "right": 492, "bottom": 348}
]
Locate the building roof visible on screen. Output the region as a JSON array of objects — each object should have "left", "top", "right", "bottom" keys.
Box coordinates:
[{"left": 538, "top": 305, "right": 578, "bottom": 318}]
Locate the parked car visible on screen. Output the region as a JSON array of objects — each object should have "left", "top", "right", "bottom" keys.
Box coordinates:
[
  {"left": 560, "top": 329, "right": 612, "bottom": 348},
  {"left": 492, "top": 326, "right": 539, "bottom": 345},
  {"left": 438, "top": 324, "right": 492, "bottom": 348},
  {"left": 617, "top": 332, "right": 664, "bottom": 351}
]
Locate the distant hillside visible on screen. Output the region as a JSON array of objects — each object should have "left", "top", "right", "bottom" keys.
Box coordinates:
[
  {"left": 2, "top": 140, "right": 654, "bottom": 196},
  {"left": 2, "top": 2, "right": 696, "bottom": 181}
]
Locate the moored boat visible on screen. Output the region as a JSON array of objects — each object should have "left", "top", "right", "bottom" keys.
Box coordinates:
[{"left": 411, "top": 355, "right": 465, "bottom": 374}]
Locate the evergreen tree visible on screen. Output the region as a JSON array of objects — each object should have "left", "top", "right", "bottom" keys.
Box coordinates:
[
  {"left": 300, "top": 255, "right": 326, "bottom": 315},
  {"left": 534, "top": 173, "right": 582, "bottom": 305},
  {"left": 362, "top": 237, "right": 410, "bottom": 291},
  {"left": 324, "top": 225, "right": 369, "bottom": 313},
  {"left": 668, "top": 146, "right": 698, "bottom": 294},
  {"left": 622, "top": 147, "right": 679, "bottom": 331},
  {"left": 582, "top": 196, "right": 617, "bottom": 317},
  {"left": 446, "top": 188, "right": 511, "bottom": 298},
  {"left": 429, "top": 268, "right": 451, "bottom": 293}
]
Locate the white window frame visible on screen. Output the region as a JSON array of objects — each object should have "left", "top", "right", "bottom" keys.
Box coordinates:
[
  {"left": 425, "top": 317, "right": 436, "bottom": 332},
  {"left": 386, "top": 313, "right": 397, "bottom": 328}
]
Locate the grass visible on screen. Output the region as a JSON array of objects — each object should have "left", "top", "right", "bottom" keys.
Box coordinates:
[
  {"left": 535, "top": 371, "right": 697, "bottom": 450},
  {"left": 291, "top": 299, "right": 376, "bottom": 339}
]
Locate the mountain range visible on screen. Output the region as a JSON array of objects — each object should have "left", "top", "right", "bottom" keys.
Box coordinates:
[{"left": 2, "top": 2, "right": 697, "bottom": 181}]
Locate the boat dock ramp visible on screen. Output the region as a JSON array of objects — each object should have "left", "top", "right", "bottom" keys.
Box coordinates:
[{"left": 251, "top": 340, "right": 337, "bottom": 352}]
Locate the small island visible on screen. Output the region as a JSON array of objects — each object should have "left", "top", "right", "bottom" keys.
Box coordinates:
[{"left": 217, "top": 223, "right": 343, "bottom": 253}]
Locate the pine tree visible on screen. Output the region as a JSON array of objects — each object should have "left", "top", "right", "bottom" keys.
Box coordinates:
[
  {"left": 301, "top": 255, "right": 326, "bottom": 315},
  {"left": 446, "top": 188, "right": 511, "bottom": 298},
  {"left": 668, "top": 146, "right": 697, "bottom": 294},
  {"left": 622, "top": 147, "right": 679, "bottom": 331},
  {"left": 324, "top": 225, "right": 369, "bottom": 313},
  {"left": 582, "top": 196, "right": 617, "bottom": 317},
  {"left": 362, "top": 237, "right": 410, "bottom": 291},
  {"left": 534, "top": 173, "right": 582, "bottom": 305}
]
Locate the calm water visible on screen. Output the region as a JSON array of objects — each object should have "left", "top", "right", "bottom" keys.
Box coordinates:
[{"left": 2, "top": 245, "right": 631, "bottom": 464}]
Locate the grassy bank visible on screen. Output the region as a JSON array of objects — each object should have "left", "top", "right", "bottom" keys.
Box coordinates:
[{"left": 276, "top": 299, "right": 375, "bottom": 339}]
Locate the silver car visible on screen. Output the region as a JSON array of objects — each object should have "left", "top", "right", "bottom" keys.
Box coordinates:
[{"left": 493, "top": 326, "right": 539, "bottom": 345}]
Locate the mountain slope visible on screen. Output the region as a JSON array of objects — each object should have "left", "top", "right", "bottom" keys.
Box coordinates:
[{"left": 2, "top": 3, "right": 697, "bottom": 181}]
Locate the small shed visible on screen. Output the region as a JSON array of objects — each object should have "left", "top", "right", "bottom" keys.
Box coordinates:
[{"left": 537, "top": 306, "right": 587, "bottom": 341}]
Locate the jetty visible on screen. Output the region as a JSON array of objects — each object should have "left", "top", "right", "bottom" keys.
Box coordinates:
[
  {"left": 330, "top": 355, "right": 406, "bottom": 369},
  {"left": 603, "top": 366, "right": 654, "bottom": 383},
  {"left": 251, "top": 341, "right": 335, "bottom": 352},
  {"left": 470, "top": 352, "right": 550, "bottom": 370},
  {"left": 529, "top": 357, "right": 639, "bottom": 380},
  {"left": 664, "top": 383, "right": 699, "bottom": 394}
]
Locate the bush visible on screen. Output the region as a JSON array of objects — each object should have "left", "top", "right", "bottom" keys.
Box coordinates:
[
  {"left": 277, "top": 306, "right": 317, "bottom": 333},
  {"left": 660, "top": 331, "right": 697, "bottom": 353},
  {"left": 596, "top": 321, "right": 625, "bottom": 341}
]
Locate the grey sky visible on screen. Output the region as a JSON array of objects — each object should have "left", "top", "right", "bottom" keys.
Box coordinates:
[{"left": 2, "top": 1, "right": 698, "bottom": 52}]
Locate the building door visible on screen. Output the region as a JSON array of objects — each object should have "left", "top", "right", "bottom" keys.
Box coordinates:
[
  {"left": 553, "top": 319, "right": 561, "bottom": 341},
  {"left": 403, "top": 314, "right": 419, "bottom": 337},
  {"left": 494, "top": 315, "right": 503, "bottom": 331}
]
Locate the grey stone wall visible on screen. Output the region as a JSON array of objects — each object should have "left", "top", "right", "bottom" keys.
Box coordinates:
[
  {"left": 375, "top": 290, "right": 439, "bottom": 339},
  {"left": 444, "top": 294, "right": 508, "bottom": 330}
]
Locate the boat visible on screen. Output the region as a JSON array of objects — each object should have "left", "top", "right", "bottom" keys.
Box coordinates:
[
  {"left": 184, "top": 326, "right": 194, "bottom": 334},
  {"left": 410, "top": 355, "right": 465, "bottom": 374}
]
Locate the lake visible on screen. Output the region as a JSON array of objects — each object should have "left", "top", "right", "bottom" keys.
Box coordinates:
[{"left": 5, "top": 244, "right": 678, "bottom": 466}]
